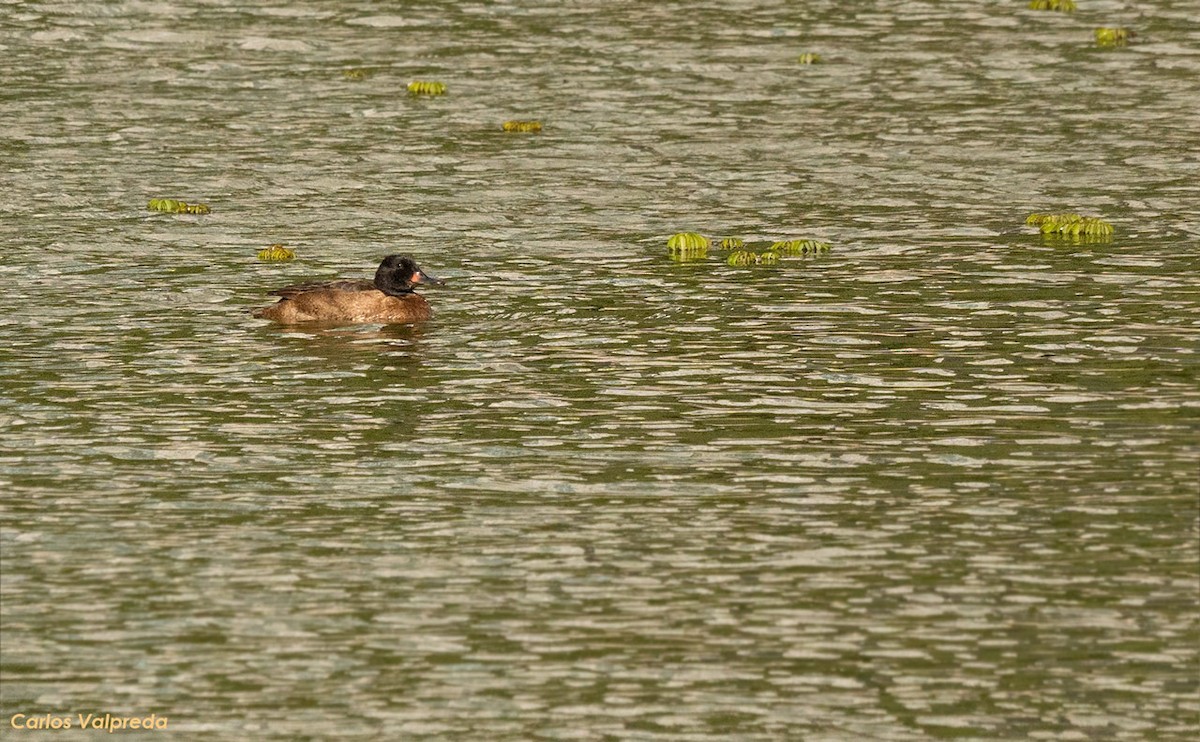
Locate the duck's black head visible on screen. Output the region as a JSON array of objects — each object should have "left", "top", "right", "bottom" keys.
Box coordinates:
[{"left": 374, "top": 255, "right": 443, "bottom": 297}]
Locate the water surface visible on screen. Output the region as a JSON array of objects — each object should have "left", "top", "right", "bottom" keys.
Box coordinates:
[{"left": 2, "top": 1, "right": 1198, "bottom": 739}]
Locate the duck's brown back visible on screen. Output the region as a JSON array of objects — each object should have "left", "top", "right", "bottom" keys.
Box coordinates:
[
  {"left": 267, "top": 279, "right": 376, "bottom": 299},
  {"left": 253, "top": 288, "right": 432, "bottom": 324}
]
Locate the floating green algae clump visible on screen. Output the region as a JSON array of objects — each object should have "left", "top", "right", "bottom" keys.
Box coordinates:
[
  {"left": 797, "top": 53, "right": 821, "bottom": 64},
  {"left": 502, "top": 120, "right": 543, "bottom": 133},
  {"left": 342, "top": 68, "right": 369, "bottom": 81},
  {"left": 1095, "top": 28, "right": 1135, "bottom": 46},
  {"left": 667, "top": 233, "right": 831, "bottom": 264},
  {"left": 667, "top": 232, "right": 710, "bottom": 261},
  {"left": 1026, "top": 213, "right": 1113, "bottom": 238},
  {"left": 1028, "top": 0, "right": 1076, "bottom": 11},
  {"left": 148, "top": 198, "right": 210, "bottom": 214},
  {"left": 724, "top": 238, "right": 827, "bottom": 266},
  {"left": 257, "top": 244, "right": 296, "bottom": 262},
  {"left": 770, "top": 239, "right": 831, "bottom": 255},
  {"left": 407, "top": 81, "right": 447, "bottom": 95},
  {"left": 727, "top": 250, "right": 780, "bottom": 267}
]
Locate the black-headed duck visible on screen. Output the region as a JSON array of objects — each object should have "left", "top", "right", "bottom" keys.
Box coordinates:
[{"left": 252, "top": 254, "right": 442, "bottom": 325}]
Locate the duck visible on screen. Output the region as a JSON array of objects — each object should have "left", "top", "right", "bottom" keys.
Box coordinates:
[{"left": 252, "top": 254, "right": 442, "bottom": 325}]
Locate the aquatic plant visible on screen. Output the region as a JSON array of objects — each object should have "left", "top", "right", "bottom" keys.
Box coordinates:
[
  {"left": 1025, "top": 213, "right": 1113, "bottom": 238},
  {"left": 797, "top": 53, "right": 821, "bottom": 64},
  {"left": 257, "top": 244, "right": 296, "bottom": 261},
  {"left": 727, "top": 250, "right": 780, "bottom": 267},
  {"left": 727, "top": 251, "right": 753, "bottom": 267},
  {"left": 342, "top": 69, "right": 369, "bottom": 81},
  {"left": 666, "top": 233, "right": 829, "bottom": 264},
  {"left": 667, "top": 232, "right": 710, "bottom": 250},
  {"left": 502, "top": 120, "right": 543, "bottom": 133},
  {"left": 1095, "top": 28, "right": 1135, "bottom": 46},
  {"left": 407, "top": 81, "right": 447, "bottom": 95},
  {"left": 1028, "top": 0, "right": 1076, "bottom": 11},
  {"left": 148, "top": 198, "right": 210, "bottom": 214},
  {"left": 667, "top": 232, "right": 710, "bottom": 260},
  {"left": 769, "top": 239, "right": 831, "bottom": 255}
]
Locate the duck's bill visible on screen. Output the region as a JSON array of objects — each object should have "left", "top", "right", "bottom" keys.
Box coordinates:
[{"left": 412, "top": 269, "right": 444, "bottom": 285}]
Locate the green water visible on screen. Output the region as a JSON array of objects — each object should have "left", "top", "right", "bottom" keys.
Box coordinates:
[{"left": 2, "top": 1, "right": 1198, "bottom": 739}]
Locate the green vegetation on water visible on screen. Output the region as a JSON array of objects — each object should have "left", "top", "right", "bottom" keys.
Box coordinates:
[
  {"left": 148, "top": 198, "right": 210, "bottom": 214},
  {"left": 257, "top": 244, "right": 296, "bottom": 261}
]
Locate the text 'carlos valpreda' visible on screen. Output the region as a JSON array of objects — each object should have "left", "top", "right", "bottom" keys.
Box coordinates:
[{"left": 10, "top": 713, "right": 170, "bottom": 732}]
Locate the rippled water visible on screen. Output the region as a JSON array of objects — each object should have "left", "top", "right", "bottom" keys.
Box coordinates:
[{"left": 3, "top": 1, "right": 1198, "bottom": 739}]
